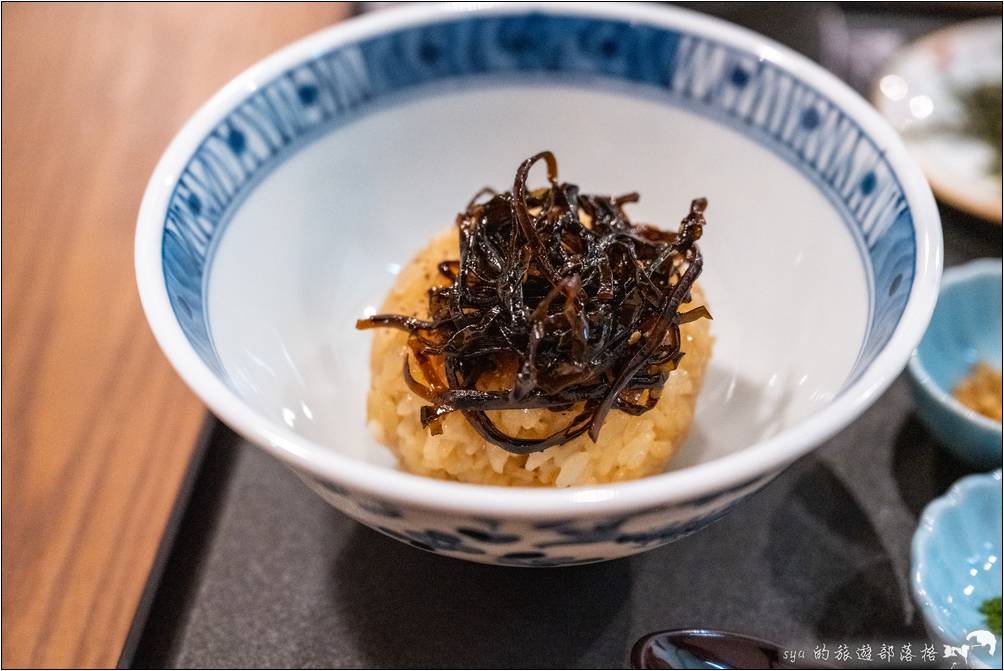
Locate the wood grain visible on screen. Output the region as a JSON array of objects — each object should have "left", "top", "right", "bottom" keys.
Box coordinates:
[{"left": 1, "top": 4, "right": 352, "bottom": 667}]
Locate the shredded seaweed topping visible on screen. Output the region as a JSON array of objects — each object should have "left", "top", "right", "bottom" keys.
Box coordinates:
[{"left": 356, "top": 151, "right": 709, "bottom": 454}]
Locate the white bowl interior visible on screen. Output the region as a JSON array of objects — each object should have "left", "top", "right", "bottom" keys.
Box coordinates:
[{"left": 206, "top": 82, "right": 868, "bottom": 472}]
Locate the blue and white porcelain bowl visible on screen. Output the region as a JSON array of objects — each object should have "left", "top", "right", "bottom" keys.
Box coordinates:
[
  {"left": 909, "top": 259, "right": 1002, "bottom": 468},
  {"left": 912, "top": 471, "right": 1002, "bottom": 669},
  {"left": 136, "top": 3, "right": 942, "bottom": 565}
]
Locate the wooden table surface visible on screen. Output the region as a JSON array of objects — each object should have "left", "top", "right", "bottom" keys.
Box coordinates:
[{"left": 1, "top": 4, "right": 352, "bottom": 667}]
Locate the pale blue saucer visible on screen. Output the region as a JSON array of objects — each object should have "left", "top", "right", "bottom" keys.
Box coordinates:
[
  {"left": 909, "top": 259, "right": 1002, "bottom": 467},
  {"left": 912, "top": 470, "right": 1002, "bottom": 669}
]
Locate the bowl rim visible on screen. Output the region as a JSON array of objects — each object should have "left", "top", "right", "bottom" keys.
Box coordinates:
[
  {"left": 908, "top": 258, "right": 1003, "bottom": 435},
  {"left": 910, "top": 469, "right": 1003, "bottom": 645},
  {"left": 135, "top": 1, "right": 943, "bottom": 517}
]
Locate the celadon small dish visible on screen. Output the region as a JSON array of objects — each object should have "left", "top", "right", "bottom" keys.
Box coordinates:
[
  {"left": 908, "top": 259, "right": 1002, "bottom": 468},
  {"left": 912, "top": 470, "right": 1003, "bottom": 669}
]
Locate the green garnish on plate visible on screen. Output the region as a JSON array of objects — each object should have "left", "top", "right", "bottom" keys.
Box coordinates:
[
  {"left": 980, "top": 596, "right": 1002, "bottom": 635},
  {"left": 956, "top": 82, "right": 1003, "bottom": 180}
]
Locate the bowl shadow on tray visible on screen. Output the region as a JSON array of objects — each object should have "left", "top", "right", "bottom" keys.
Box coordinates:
[
  {"left": 328, "top": 526, "right": 634, "bottom": 668},
  {"left": 765, "top": 460, "right": 927, "bottom": 643},
  {"left": 936, "top": 200, "right": 1004, "bottom": 266},
  {"left": 892, "top": 413, "right": 973, "bottom": 518}
]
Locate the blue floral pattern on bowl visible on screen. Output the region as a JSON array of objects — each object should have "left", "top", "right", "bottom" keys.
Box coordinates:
[
  {"left": 161, "top": 11, "right": 917, "bottom": 384},
  {"left": 912, "top": 470, "right": 1003, "bottom": 669},
  {"left": 302, "top": 472, "right": 769, "bottom": 565}
]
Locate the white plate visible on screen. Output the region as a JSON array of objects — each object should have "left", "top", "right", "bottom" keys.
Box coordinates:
[{"left": 873, "top": 18, "right": 1002, "bottom": 223}]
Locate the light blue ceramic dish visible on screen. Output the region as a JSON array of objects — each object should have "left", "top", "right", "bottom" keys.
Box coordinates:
[
  {"left": 909, "top": 259, "right": 1002, "bottom": 468},
  {"left": 912, "top": 470, "right": 1003, "bottom": 669}
]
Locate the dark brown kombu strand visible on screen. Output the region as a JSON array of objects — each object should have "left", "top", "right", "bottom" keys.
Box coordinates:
[{"left": 357, "top": 151, "right": 709, "bottom": 454}]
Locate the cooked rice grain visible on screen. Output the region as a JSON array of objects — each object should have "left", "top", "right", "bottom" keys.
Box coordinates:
[{"left": 366, "top": 228, "right": 713, "bottom": 487}]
